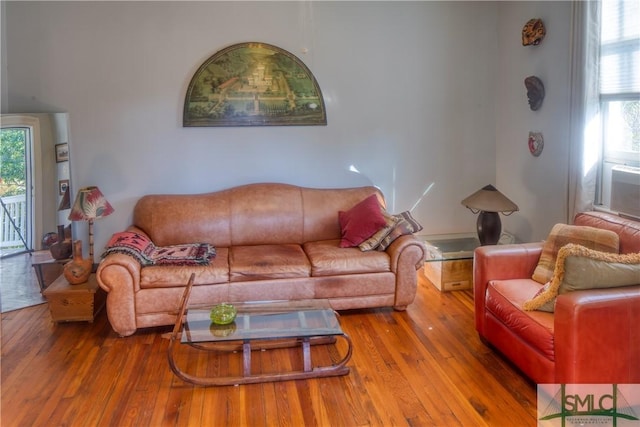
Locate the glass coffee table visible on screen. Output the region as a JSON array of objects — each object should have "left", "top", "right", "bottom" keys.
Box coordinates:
[{"left": 167, "top": 274, "right": 352, "bottom": 386}]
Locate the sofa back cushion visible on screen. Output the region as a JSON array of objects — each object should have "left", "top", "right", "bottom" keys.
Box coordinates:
[
  {"left": 133, "top": 183, "right": 383, "bottom": 247},
  {"left": 300, "top": 186, "right": 385, "bottom": 243},
  {"left": 574, "top": 211, "right": 640, "bottom": 254},
  {"left": 229, "top": 184, "right": 304, "bottom": 246}
]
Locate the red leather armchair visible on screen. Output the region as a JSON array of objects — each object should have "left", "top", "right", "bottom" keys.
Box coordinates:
[{"left": 473, "top": 211, "right": 640, "bottom": 384}]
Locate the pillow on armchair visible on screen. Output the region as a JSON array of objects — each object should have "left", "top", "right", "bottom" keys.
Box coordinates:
[
  {"left": 523, "top": 243, "right": 640, "bottom": 312},
  {"left": 531, "top": 223, "right": 619, "bottom": 284}
]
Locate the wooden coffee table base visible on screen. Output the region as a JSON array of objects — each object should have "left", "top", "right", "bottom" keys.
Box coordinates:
[
  {"left": 167, "top": 274, "right": 352, "bottom": 386},
  {"left": 167, "top": 334, "right": 352, "bottom": 387}
]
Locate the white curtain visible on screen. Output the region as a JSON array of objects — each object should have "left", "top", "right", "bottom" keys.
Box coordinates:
[{"left": 567, "top": 0, "right": 601, "bottom": 223}]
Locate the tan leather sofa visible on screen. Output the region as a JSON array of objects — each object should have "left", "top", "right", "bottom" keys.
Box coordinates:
[{"left": 97, "top": 183, "right": 426, "bottom": 336}]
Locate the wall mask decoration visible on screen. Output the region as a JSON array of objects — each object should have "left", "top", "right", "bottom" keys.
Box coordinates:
[
  {"left": 183, "top": 42, "right": 326, "bottom": 127},
  {"left": 524, "top": 76, "right": 545, "bottom": 111},
  {"left": 528, "top": 131, "right": 544, "bottom": 157},
  {"left": 522, "top": 18, "right": 546, "bottom": 46}
]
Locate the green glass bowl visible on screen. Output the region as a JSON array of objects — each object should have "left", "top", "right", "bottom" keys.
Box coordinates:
[{"left": 210, "top": 303, "right": 237, "bottom": 325}]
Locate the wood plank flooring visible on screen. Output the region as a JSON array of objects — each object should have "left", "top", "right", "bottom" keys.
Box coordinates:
[
  {"left": 0, "top": 251, "right": 47, "bottom": 313},
  {"left": 1, "top": 271, "right": 537, "bottom": 426}
]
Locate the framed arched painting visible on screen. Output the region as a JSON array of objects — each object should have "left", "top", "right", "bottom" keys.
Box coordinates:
[{"left": 183, "top": 42, "right": 326, "bottom": 127}]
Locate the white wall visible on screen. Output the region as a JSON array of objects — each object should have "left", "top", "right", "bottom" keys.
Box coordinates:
[
  {"left": 2, "top": 1, "right": 570, "bottom": 254},
  {"left": 496, "top": 2, "right": 572, "bottom": 242}
]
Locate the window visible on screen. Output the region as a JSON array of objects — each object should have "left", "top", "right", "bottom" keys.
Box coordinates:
[{"left": 598, "top": 0, "right": 640, "bottom": 216}]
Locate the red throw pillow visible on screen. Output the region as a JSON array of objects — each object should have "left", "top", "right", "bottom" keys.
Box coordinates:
[{"left": 338, "top": 194, "right": 386, "bottom": 248}]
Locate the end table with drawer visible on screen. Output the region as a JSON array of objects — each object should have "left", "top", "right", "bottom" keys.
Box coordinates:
[
  {"left": 42, "top": 274, "right": 106, "bottom": 322},
  {"left": 420, "top": 234, "right": 480, "bottom": 292}
]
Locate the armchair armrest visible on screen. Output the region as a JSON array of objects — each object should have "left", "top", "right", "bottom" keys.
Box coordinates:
[
  {"left": 473, "top": 242, "right": 543, "bottom": 333},
  {"left": 555, "top": 285, "right": 640, "bottom": 383}
]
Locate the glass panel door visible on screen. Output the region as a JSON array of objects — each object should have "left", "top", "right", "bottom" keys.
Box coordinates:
[{"left": 0, "top": 126, "right": 33, "bottom": 257}]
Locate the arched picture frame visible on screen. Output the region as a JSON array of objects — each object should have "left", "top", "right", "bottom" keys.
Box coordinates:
[{"left": 183, "top": 42, "right": 326, "bottom": 127}]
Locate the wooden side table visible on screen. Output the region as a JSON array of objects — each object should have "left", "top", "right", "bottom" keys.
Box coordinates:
[
  {"left": 43, "top": 274, "right": 106, "bottom": 323},
  {"left": 420, "top": 234, "right": 479, "bottom": 292},
  {"left": 420, "top": 232, "right": 517, "bottom": 292},
  {"left": 31, "top": 250, "right": 70, "bottom": 291}
]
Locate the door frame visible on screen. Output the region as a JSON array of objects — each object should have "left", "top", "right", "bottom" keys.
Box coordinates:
[{"left": 1, "top": 115, "right": 42, "bottom": 252}]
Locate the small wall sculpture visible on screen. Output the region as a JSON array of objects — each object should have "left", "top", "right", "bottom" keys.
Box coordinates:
[
  {"left": 524, "top": 76, "right": 545, "bottom": 111},
  {"left": 522, "top": 18, "right": 546, "bottom": 46},
  {"left": 528, "top": 131, "right": 544, "bottom": 157}
]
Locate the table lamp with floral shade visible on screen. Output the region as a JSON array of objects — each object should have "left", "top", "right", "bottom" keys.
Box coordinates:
[{"left": 68, "top": 186, "right": 114, "bottom": 262}]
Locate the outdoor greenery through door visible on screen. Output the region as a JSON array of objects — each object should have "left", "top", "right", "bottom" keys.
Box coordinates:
[{"left": 0, "top": 127, "right": 32, "bottom": 257}]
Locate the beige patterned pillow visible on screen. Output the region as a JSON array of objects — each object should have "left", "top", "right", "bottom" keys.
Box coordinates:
[
  {"left": 531, "top": 223, "right": 619, "bottom": 284},
  {"left": 359, "top": 212, "right": 399, "bottom": 251},
  {"left": 376, "top": 211, "right": 424, "bottom": 251},
  {"left": 524, "top": 243, "right": 640, "bottom": 312}
]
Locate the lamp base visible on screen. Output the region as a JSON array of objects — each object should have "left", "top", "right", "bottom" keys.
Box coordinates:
[{"left": 477, "top": 211, "right": 501, "bottom": 246}]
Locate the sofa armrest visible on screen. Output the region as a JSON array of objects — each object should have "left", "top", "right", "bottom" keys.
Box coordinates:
[
  {"left": 554, "top": 285, "right": 640, "bottom": 383},
  {"left": 473, "top": 242, "right": 543, "bottom": 333},
  {"left": 386, "top": 234, "right": 426, "bottom": 309},
  {"left": 96, "top": 253, "right": 142, "bottom": 337}
]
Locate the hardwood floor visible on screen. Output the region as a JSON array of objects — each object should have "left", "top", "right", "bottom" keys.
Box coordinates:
[
  {"left": 1, "top": 271, "right": 537, "bottom": 426},
  {"left": 0, "top": 251, "right": 47, "bottom": 313}
]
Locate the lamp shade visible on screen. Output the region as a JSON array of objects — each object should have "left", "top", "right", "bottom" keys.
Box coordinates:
[
  {"left": 68, "top": 186, "right": 114, "bottom": 221},
  {"left": 461, "top": 185, "right": 518, "bottom": 214}
]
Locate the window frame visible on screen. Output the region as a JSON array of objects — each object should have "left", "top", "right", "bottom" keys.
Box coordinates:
[{"left": 595, "top": 0, "right": 640, "bottom": 211}]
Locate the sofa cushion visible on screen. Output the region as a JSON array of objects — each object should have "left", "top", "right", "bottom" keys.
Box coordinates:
[
  {"left": 140, "top": 247, "right": 230, "bottom": 288},
  {"left": 376, "top": 211, "right": 424, "bottom": 251},
  {"left": 338, "top": 194, "right": 387, "bottom": 248},
  {"left": 523, "top": 243, "right": 640, "bottom": 312},
  {"left": 229, "top": 244, "right": 310, "bottom": 282},
  {"left": 485, "top": 278, "right": 555, "bottom": 360},
  {"left": 358, "top": 211, "right": 399, "bottom": 251},
  {"left": 531, "top": 223, "right": 619, "bottom": 284},
  {"left": 304, "top": 239, "right": 391, "bottom": 276}
]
